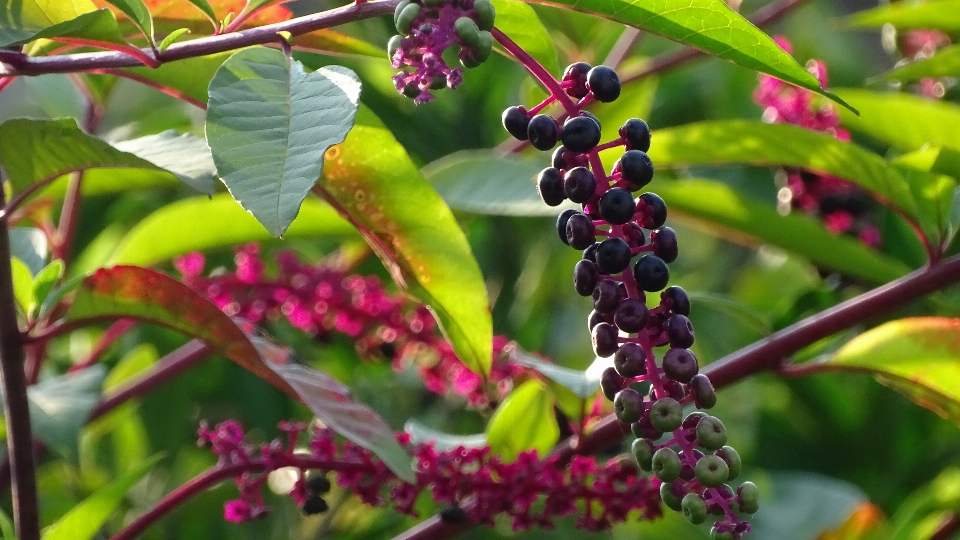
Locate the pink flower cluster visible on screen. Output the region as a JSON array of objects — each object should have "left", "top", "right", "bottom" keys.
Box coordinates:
[
  {"left": 900, "top": 29, "right": 952, "bottom": 99},
  {"left": 175, "top": 245, "right": 528, "bottom": 408},
  {"left": 754, "top": 37, "right": 881, "bottom": 247},
  {"left": 199, "top": 420, "right": 663, "bottom": 531}
]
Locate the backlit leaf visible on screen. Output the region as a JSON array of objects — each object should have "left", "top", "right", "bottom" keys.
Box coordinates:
[
  {"left": 112, "top": 130, "right": 217, "bottom": 194},
  {"left": 844, "top": 0, "right": 960, "bottom": 32},
  {"left": 492, "top": 0, "right": 559, "bottom": 76},
  {"left": 103, "top": 0, "right": 154, "bottom": 43},
  {"left": 486, "top": 380, "right": 558, "bottom": 461},
  {"left": 875, "top": 44, "right": 960, "bottom": 83},
  {"left": 835, "top": 89, "right": 960, "bottom": 153}
]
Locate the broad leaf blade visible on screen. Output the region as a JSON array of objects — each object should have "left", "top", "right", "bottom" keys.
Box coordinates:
[
  {"left": 109, "top": 194, "right": 355, "bottom": 266},
  {"left": 876, "top": 44, "right": 960, "bottom": 82},
  {"left": 824, "top": 317, "right": 960, "bottom": 423},
  {"left": 404, "top": 419, "right": 487, "bottom": 451},
  {"left": 8, "top": 228, "right": 48, "bottom": 276},
  {"left": 844, "top": 0, "right": 960, "bottom": 32},
  {"left": 24, "top": 366, "right": 107, "bottom": 461},
  {"left": 42, "top": 453, "right": 164, "bottom": 540},
  {"left": 206, "top": 47, "right": 361, "bottom": 236},
  {"left": 492, "top": 0, "right": 559, "bottom": 76},
  {"left": 103, "top": 0, "right": 154, "bottom": 43},
  {"left": 510, "top": 348, "right": 598, "bottom": 399},
  {"left": 526, "top": 0, "right": 854, "bottom": 112},
  {"left": 320, "top": 108, "right": 492, "bottom": 378},
  {"left": 124, "top": 50, "right": 236, "bottom": 105},
  {"left": 834, "top": 89, "right": 960, "bottom": 153},
  {"left": 10, "top": 258, "right": 34, "bottom": 314},
  {"left": 4, "top": 8, "right": 130, "bottom": 47},
  {"left": 113, "top": 131, "right": 217, "bottom": 194},
  {"left": 486, "top": 380, "right": 558, "bottom": 461}
]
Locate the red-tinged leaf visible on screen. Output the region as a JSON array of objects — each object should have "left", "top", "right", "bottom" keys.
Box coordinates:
[
  {"left": 820, "top": 317, "right": 960, "bottom": 423},
  {"left": 815, "top": 503, "right": 887, "bottom": 540}
]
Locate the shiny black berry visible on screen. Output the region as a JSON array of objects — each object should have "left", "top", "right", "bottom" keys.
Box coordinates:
[
  {"left": 634, "top": 255, "right": 669, "bottom": 292},
  {"left": 623, "top": 222, "right": 646, "bottom": 247},
  {"left": 582, "top": 242, "right": 600, "bottom": 263},
  {"left": 573, "top": 260, "right": 599, "bottom": 296},
  {"left": 560, "top": 115, "right": 602, "bottom": 153},
  {"left": 592, "top": 322, "right": 619, "bottom": 357},
  {"left": 637, "top": 192, "right": 667, "bottom": 229},
  {"left": 588, "top": 309, "right": 613, "bottom": 331},
  {"left": 586, "top": 65, "right": 621, "bottom": 102},
  {"left": 617, "top": 150, "right": 654, "bottom": 191},
  {"left": 600, "top": 366, "right": 624, "bottom": 400},
  {"left": 613, "top": 342, "right": 646, "bottom": 378},
  {"left": 439, "top": 505, "right": 468, "bottom": 523},
  {"left": 592, "top": 279, "right": 623, "bottom": 313},
  {"left": 662, "top": 347, "right": 698, "bottom": 383},
  {"left": 598, "top": 187, "right": 636, "bottom": 225},
  {"left": 620, "top": 118, "right": 651, "bottom": 152},
  {"left": 667, "top": 314, "right": 695, "bottom": 348},
  {"left": 565, "top": 212, "right": 596, "bottom": 249},
  {"left": 527, "top": 114, "right": 559, "bottom": 151},
  {"left": 563, "top": 166, "right": 596, "bottom": 204},
  {"left": 552, "top": 145, "right": 570, "bottom": 170},
  {"left": 613, "top": 298, "right": 648, "bottom": 333},
  {"left": 556, "top": 209, "right": 577, "bottom": 245},
  {"left": 501, "top": 106, "right": 529, "bottom": 140},
  {"left": 562, "top": 61, "right": 592, "bottom": 99},
  {"left": 305, "top": 472, "right": 331, "bottom": 494},
  {"left": 596, "top": 238, "right": 632, "bottom": 274},
  {"left": 302, "top": 496, "right": 329, "bottom": 515},
  {"left": 653, "top": 227, "right": 678, "bottom": 263},
  {"left": 660, "top": 286, "right": 690, "bottom": 316},
  {"left": 537, "top": 167, "right": 565, "bottom": 206}
]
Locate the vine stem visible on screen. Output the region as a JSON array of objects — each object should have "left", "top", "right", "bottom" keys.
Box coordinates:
[
  {"left": 0, "top": 0, "right": 399, "bottom": 77},
  {"left": 490, "top": 28, "right": 578, "bottom": 116},
  {"left": 0, "top": 188, "right": 40, "bottom": 540}
]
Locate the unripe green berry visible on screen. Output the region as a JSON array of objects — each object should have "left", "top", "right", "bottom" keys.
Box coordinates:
[
  {"left": 681, "top": 493, "right": 708, "bottom": 525},
  {"left": 660, "top": 481, "right": 683, "bottom": 511},
  {"left": 454, "top": 17, "right": 481, "bottom": 47},
  {"left": 649, "top": 397, "right": 683, "bottom": 432},
  {"left": 394, "top": 0, "right": 411, "bottom": 26},
  {"left": 716, "top": 446, "right": 741, "bottom": 481},
  {"left": 460, "top": 54, "right": 482, "bottom": 69},
  {"left": 695, "top": 415, "right": 728, "bottom": 451},
  {"left": 473, "top": 0, "right": 496, "bottom": 30},
  {"left": 694, "top": 455, "right": 729, "bottom": 487},
  {"left": 387, "top": 35, "right": 404, "bottom": 61},
  {"left": 738, "top": 481, "right": 759, "bottom": 514},
  {"left": 711, "top": 528, "right": 736, "bottom": 540},
  {"left": 613, "top": 388, "right": 643, "bottom": 424},
  {"left": 473, "top": 30, "right": 493, "bottom": 62},
  {"left": 631, "top": 438, "right": 654, "bottom": 471},
  {"left": 395, "top": 3, "right": 421, "bottom": 35},
  {"left": 651, "top": 447, "right": 681, "bottom": 482}
]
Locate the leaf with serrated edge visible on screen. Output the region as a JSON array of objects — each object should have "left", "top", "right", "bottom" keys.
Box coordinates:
[
  {"left": 486, "top": 380, "right": 558, "bottom": 461},
  {"left": 320, "top": 108, "right": 492, "bottom": 378},
  {"left": 206, "top": 47, "right": 361, "bottom": 236}
]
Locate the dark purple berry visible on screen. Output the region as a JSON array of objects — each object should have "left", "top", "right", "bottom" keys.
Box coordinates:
[
  {"left": 653, "top": 227, "right": 678, "bottom": 263},
  {"left": 613, "top": 298, "right": 648, "bottom": 333},
  {"left": 592, "top": 279, "right": 622, "bottom": 313},
  {"left": 683, "top": 411, "right": 708, "bottom": 430},
  {"left": 620, "top": 118, "right": 651, "bottom": 152},
  {"left": 527, "top": 114, "right": 559, "bottom": 151},
  {"left": 563, "top": 166, "right": 596, "bottom": 204},
  {"left": 556, "top": 209, "right": 577, "bottom": 245},
  {"left": 588, "top": 309, "right": 613, "bottom": 331},
  {"left": 305, "top": 472, "right": 331, "bottom": 494},
  {"left": 598, "top": 187, "right": 636, "bottom": 225},
  {"left": 439, "top": 505, "right": 467, "bottom": 523},
  {"left": 565, "top": 212, "right": 596, "bottom": 249},
  {"left": 638, "top": 193, "right": 667, "bottom": 229},
  {"left": 631, "top": 416, "right": 663, "bottom": 440},
  {"left": 634, "top": 255, "right": 669, "bottom": 292},
  {"left": 600, "top": 366, "right": 624, "bottom": 401},
  {"left": 596, "top": 238, "right": 632, "bottom": 274},
  {"left": 662, "top": 379, "right": 686, "bottom": 401},
  {"left": 667, "top": 314, "right": 695, "bottom": 348},
  {"left": 552, "top": 145, "right": 570, "bottom": 170},
  {"left": 582, "top": 242, "right": 600, "bottom": 263},
  {"left": 501, "top": 106, "right": 529, "bottom": 141},
  {"left": 573, "top": 260, "right": 599, "bottom": 296},
  {"left": 662, "top": 348, "right": 698, "bottom": 383},
  {"left": 591, "top": 322, "right": 619, "bottom": 357},
  {"left": 560, "top": 115, "right": 602, "bottom": 153},
  {"left": 562, "top": 61, "right": 592, "bottom": 98},
  {"left": 623, "top": 222, "right": 646, "bottom": 247},
  {"left": 586, "top": 65, "right": 621, "bottom": 102},
  {"left": 690, "top": 373, "right": 717, "bottom": 409},
  {"left": 617, "top": 150, "right": 654, "bottom": 191},
  {"left": 537, "top": 167, "right": 565, "bottom": 206},
  {"left": 660, "top": 286, "right": 690, "bottom": 316},
  {"left": 302, "top": 496, "right": 329, "bottom": 515},
  {"left": 613, "top": 342, "right": 646, "bottom": 377}
]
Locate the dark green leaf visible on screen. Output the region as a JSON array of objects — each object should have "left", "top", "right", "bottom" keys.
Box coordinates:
[
  {"left": 109, "top": 194, "right": 356, "bottom": 267},
  {"left": 103, "top": 0, "right": 154, "bottom": 43},
  {"left": 525, "top": 0, "right": 854, "bottom": 112},
  {"left": 874, "top": 44, "right": 960, "bottom": 83},
  {"left": 492, "top": 0, "right": 559, "bottom": 76},
  {"left": 485, "top": 380, "right": 558, "bottom": 461},
  {"left": 206, "top": 47, "right": 361, "bottom": 236},
  {"left": 686, "top": 291, "right": 772, "bottom": 336},
  {"left": 124, "top": 50, "right": 237, "bottom": 105},
  {"left": 510, "top": 348, "right": 598, "bottom": 399},
  {"left": 320, "top": 108, "right": 492, "bottom": 378},
  {"left": 8, "top": 228, "right": 47, "bottom": 276},
  {"left": 835, "top": 89, "right": 960, "bottom": 153},
  {"left": 843, "top": 0, "right": 960, "bottom": 32},
  {"left": 184, "top": 0, "right": 218, "bottom": 29},
  {"left": 113, "top": 130, "right": 217, "bottom": 194},
  {"left": 22, "top": 366, "right": 107, "bottom": 461},
  {"left": 403, "top": 419, "right": 487, "bottom": 451}
]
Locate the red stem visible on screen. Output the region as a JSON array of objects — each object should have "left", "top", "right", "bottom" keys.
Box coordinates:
[
  {"left": 69, "top": 319, "right": 137, "bottom": 373},
  {"left": 50, "top": 38, "right": 160, "bottom": 68},
  {"left": 490, "top": 28, "right": 577, "bottom": 116},
  {"left": 90, "top": 69, "right": 208, "bottom": 110}
]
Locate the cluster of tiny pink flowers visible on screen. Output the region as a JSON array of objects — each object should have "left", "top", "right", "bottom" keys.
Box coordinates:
[
  {"left": 754, "top": 37, "right": 881, "bottom": 248},
  {"left": 175, "top": 245, "right": 529, "bottom": 408},
  {"left": 199, "top": 420, "right": 663, "bottom": 531}
]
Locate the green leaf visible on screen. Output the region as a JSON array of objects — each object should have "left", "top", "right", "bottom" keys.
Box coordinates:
[
  {"left": 686, "top": 291, "right": 772, "bottom": 336},
  {"left": 525, "top": 0, "right": 855, "bottom": 113},
  {"left": 875, "top": 43, "right": 960, "bottom": 83},
  {"left": 0, "top": 0, "right": 97, "bottom": 45},
  {"left": 32, "top": 260, "right": 64, "bottom": 315},
  {"left": 103, "top": 0, "right": 154, "bottom": 43},
  {"left": 491, "top": 0, "right": 559, "bottom": 76},
  {"left": 124, "top": 50, "right": 237, "bottom": 105},
  {"left": 112, "top": 130, "right": 217, "bottom": 194},
  {"left": 0, "top": 8, "right": 130, "bottom": 48},
  {"left": 889, "top": 468, "right": 960, "bottom": 540},
  {"left": 510, "top": 348, "right": 598, "bottom": 399},
  {"left": 8, "top": 227, "right": 47, "bottom": 276},
  {"left": 10, "top": 258, "right": 34, "bottom": 314},
  {"left": 205, "top": 47, "right": 361, "bottom": 236},
  {"left": 403, "top": 419, "right": 487, "bottom": 451},
  {"left": 823, "top": 317, "right": 960, "bottom": 423},
  {"left": 158, "top": 27, "right": 189, "bottom": 52},
  {"left": 109, "top": 194, "right": 356, "bottom": 266},
  {"left": 835, "top": 89, "right": 960, "bottom": 153},
  {"left": 42, "top": 453, "right": 164, "bottom": 540},
  {"left": 843, "top": 0, "right": 960, "bottom": 32},
  {"left": 485, "top": 380, "right": 558, "bottom": 461},
  {"left": 320, "top": 108, "right": 492, "bottom": 378},
  {"left": 184, "top": 0, "right": 218, "bottom": 29},
  {"left": 22, "top": 366, "right": 107, "bottom": 461}
]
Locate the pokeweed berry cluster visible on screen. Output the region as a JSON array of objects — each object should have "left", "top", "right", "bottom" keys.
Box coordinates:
[
  {"left": 502, "top": 62, "right": 758, "bottom": 539},
  {"left": 388, "top": 0, "right": 496, "bottom": 103}
]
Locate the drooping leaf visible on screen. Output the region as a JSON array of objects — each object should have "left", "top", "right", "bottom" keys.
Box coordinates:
[
  {"left": 42, "top": 453, "right": 164, "bottom": 540},
  {"left": 109, "top": 194, "right": 356, "bottom": 266},
  {"left": 8, "top": 227, "right": 48, "bottom": 276},
  {"left": 843, "top": 0, "right": 960, "bottom": 32},
  {"left": 20, "top": 366, "right": 107, "bottom": 461},
  {"left": 319, "top": 108, "right": 492, "bottom": 378},
  {"left": 510, "top": 348, "right": 599, "bottom": 399},
  {"left": 491, "top": 0, "right": 559, "bottom": 76},
  {"left": 206, "top": 47, "right": 361, "bottom": 236},
  {"left": 103, "top": 0, "right": 154, "bottom": 43},
  {"left": 874, "top": 43, "right": 960, "bottom": 83},
  {"left": 822, "top": 317, "right": 960, "bottom": 423},
  {"left": 525, "top": 0, "right": 854, "bottom": 112},
  {"left": 485, "top": 380, "right": 558, "bottom": 461},
  {"left": 834, "top": 89, "right": 960, "bottom": 153},
  {"left": 404, "top": 419, "right": 487, "bottom": 451},
  {"left": 0, "top": 2, "right": 128, "bottom": 47},
  {"left": 113, "top": 130, "right": 218, "bottom": 194}
]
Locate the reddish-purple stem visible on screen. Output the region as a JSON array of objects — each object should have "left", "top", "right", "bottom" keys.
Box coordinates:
[
  {"left": 490, "top": 28, "right": 577, "bottom": 116},
  {"left": 69, "top": 319, "right": 137, "bottom": 373}
]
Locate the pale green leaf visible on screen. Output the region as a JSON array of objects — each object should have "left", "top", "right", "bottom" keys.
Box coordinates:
[
  {"left": 403, "top": 419, "right": 487, "bottom": 451},
  {"left": 491, "top": 0, "right": 559, "bottom": 76},
  {"left": 8, "top": 228, "right": 47, "bottom": 276},
  {"left": 844, "top": 0, "right": 960, "bottom": 32},
  {"left": 103, "top": 0, "right": 154, "bottom": 43},
  {"left": 835, "top": 89, "right": 960, "bottom": 153},
  {"left": 10, "top": 258, "right": 33, "bottom": 313},
  {"left": 875, "top": 44, "right": 960, "bottom": 83},
  {"left": 32, "top": 260, "right": 64, "bottom": 315},
  {"left": 112, "top": 131, "right": 217, "bottom": 194},
  {"left": 25, "top": 366, "right": 107, "bottom": 461},
  {"left": 510, "top": 348, "right": 598, "bottom": 399},
  {"left": 486, "top": 380, "right": 558, "bottom": 461}
]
